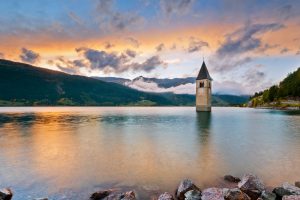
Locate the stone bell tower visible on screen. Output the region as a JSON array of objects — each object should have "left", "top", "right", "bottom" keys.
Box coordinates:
[{"left": 196, "top": 61, "right": 213, "bottom": 112}]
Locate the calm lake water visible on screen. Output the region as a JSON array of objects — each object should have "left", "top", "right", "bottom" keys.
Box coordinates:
[{"left": 0, "top": 107, "right": 300, "bottom": 199}]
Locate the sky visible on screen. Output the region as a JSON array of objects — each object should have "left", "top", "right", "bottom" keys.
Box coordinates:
[{"left": 0, "top": 0, "right": 300, "bottom": 95}]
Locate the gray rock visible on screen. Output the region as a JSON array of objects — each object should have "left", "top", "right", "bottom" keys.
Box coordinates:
[
  {"left": 260, "top": 191, "right": 276, "bottom": 200},
  {"left": 282, "top": 183, "right": 300, "bottom": 195},
  {"left": 158, "top": 192, "right": 174, "bottom": 200},
  {"left": 224, "top": 188, "right": 250, "bottom": 200},
  {"left": 0, "top": 188, "right": 13, "bottom": 200},
  {"left": 100, "top": 190, "right": 136, "bottom": 200},
  {"left": 90, "top": 190, "right": 112, "bottom": 200},
  {"left": 176, "top": 179, "right": 201, "bottom": 200},
  {"left": 238, "top": 174, "right": 265, "bottom": 200},
  {"left": 120, "top": 191, "right": 136, "bottom": 200},
  {"left": 202, "top": 188, "right": 227, "bottom": 200},
  {"left": 184, "top": 190, "right": 201, "bottom": 200},
  {"left": 282, "top": 195, "right": 300, "bottom": 200},
  {"left": 224, "top": 175, "right": 241, "bottom": 183},
  {"left": 296, "top": 182, "right": 300, "bottom": 189},
  {"left": 273, "top": 187, "right": 293, "bottom": 198}
]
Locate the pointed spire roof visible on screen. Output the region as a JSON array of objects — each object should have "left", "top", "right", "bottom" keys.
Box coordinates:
[{"left": 196, "top": 61, "right": 213, "bottom": 80}]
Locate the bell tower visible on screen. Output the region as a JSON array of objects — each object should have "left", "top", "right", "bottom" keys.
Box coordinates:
[{"left": 196, "top": 61, "right": 213, "bottom": 112}]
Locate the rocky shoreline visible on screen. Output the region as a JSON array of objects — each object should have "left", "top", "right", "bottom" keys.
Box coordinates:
[{"left": 1, "top": 174, "right": 300, "bottom": 200}]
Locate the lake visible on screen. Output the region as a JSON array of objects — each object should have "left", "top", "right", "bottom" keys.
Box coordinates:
[{"left": 0, "top": 107, "right": 299, "bottom": 199}]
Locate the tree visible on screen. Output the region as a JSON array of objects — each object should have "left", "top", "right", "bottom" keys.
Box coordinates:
[
  {"left": 262, "top": 89, "right": 269, "bottom": 102},
  {"left": 268, "top": 85, "right": 279, "bottom": 102}
]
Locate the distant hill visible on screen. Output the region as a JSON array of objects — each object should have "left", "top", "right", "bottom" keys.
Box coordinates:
[
  {"left": 0, "top": 59, "right": 187, "bottom": 106},
  {"left": 0, "top": 59, "right": 249, "bottom": 106},
  {"left": 212, "top": 94, "right": 249, "bottom": 106},
  {"left": 93, "top": 76, "right": 130, "bottom": 85},
  {"left": 250, "top": 67, "right": 300, "bottom": 107}
]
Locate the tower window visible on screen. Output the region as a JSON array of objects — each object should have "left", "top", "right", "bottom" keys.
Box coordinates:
[{"left": 199, "top": 82, "right": 204, "bottom": 88}]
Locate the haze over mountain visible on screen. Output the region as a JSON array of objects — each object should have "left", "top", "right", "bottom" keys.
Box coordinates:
[
  {"left": 0, "top": 59, "right": 249, "bottom": 106},
  {"left": 94, "top": 76, "right": 197, "bottom": 94}
]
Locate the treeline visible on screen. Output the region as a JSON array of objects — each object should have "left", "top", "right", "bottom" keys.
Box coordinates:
[{"left": 251, "top": 67, "right": 300, "bottom": 104}]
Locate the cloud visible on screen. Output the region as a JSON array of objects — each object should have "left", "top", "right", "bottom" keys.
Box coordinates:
[
  {"left": 217, "top": 23, "right": 284, "bottom": 57},
  {"left": 95, "top": 0, "right": 144, "bottom": 32},
  {"left": 104, "top": 42, "right": 115, "bottom": 49},
  {"left": 156, "top": 43, "right": 165, "bottom": 52},
  {"left": 130, "top": 55, "right": 166, "bottom": 72},
  {"left": 75, "top": 47, "right": 166, "bottom": 73},
  {"left": 0, "top": 52, "right": 4, "bottom": 59},
  {"left": 124, "top": 37, "right": 140, "bottom": 48},
  {"left": 213, "top": 67, "right": 270, "bottom": 95},
  {"left": 160, "top": 0, "right": 195, "bottom": 17},
  {"left": 240, "top": 66, "right": 273, "bottom": 94},
  {"left": 257, "top": 43, "right": 280, "bottom": 53},
  {"left": 68, "top": 11, "right": 84, "bottom": 25},
  {"left": 125, "top": 77, "right": 195, "bottom": 94},
  {"left": 125, "top": 49, "right": 137, "bottom": 58},
  {"left": 211, "top": 22, "right": 284, "bottom": 72},
  {"left": 278, "top": 5, "right": 293, "bottom": 20},
  {"left": 242, "top": 67, "right": 266, "bottom": 85},
  {"left": 213, "top": 80, "right": 247, "bottom": 95},
  {"left": 19, "top": 48, "right": 40, "bottom": 64},
  {"left": 280, "top": 48, "right": 289, "bottom": 54},
  {"left": 49, "top": 57, "right": 86, "bottom": 74},
  {"left": 187, "top": 37, "right": 209, "bottom": 53},
  {"left": 170, "top": 43, "right": 177, "bottom": 50}
]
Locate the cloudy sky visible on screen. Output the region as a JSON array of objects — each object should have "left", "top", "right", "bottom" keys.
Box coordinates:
[{"left": 1, "top": 0, "right": 300, "bottom": 94}]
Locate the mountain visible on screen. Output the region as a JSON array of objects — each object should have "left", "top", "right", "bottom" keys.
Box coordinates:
[
  {"left": 92, "top": 77, "right": 130, "bottom": 85},
  {"left": 0, "top": 59, "right": 193, "bottom": 106},
  {"left": 0, "top": 59, "right": 249, "bottom": 106},
  {"left": 94, "top": 76, "right": 195, "bottom": 91},
  {"left": 250, "top": 67, "right": 300, "bottom": 107},
  {"left": 212, "top": 95, "right": 250, "bottom": 106}
]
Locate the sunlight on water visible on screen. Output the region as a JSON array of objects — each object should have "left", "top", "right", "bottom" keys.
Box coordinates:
[{"left": 0, "top": 107, "right": 299, "bottom": 199}]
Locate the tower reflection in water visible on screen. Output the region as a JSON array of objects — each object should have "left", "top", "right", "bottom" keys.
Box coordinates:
[{"left": 196, "top": 111, "right": 211, "bottom": 144}]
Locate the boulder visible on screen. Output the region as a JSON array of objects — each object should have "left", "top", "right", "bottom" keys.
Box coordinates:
[
  {"left": 282, "top": 183, "right": 300, "bottom": 195},
  {"left": 185, "top": 189, "right": 202, "bottom": 200},
  {"left": 120, "top": 191, "right": 136, "bottom": 200},
  {"left": 0, "top": 188, "right": 13, "bottom": 200},
  {"left": 202, "top": 188, "right": 227, "bottom": 200},
  {"left": 295, "top": 182, "right": 300, "bottom": 189},
  {"left": 224, "top": 188, "right": 250, "bottom": 200},
  {"left": 90, "top": 190, "right": 112, "bottom": 200},
  {"left": 282, "top": 195, "right": 300, "bottom": 200},
  {"left": 158, "top": 192, "right": 174, "bottom": 200},
  {"left": 224, "top": 175, "right": 241, "bottom": 183},
  {"left": 238, "top": 174, "right": 265, "bottom": 200},
  {"left": 260, "top": 191, "right": 276, "bottom": 200},
  {"left": 95, "top": 190, "right": 136, "bottom": 200},
  {"left": 175, "top": 179, "right": 200, "bottom": 200},
  {"left": 273, "top": 187, "right": 293, "bottom": 198}
]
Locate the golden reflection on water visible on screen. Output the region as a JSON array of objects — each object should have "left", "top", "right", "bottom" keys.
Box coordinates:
[{"left": 0, "top": 107, "right": 300, "bottom": 199}]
